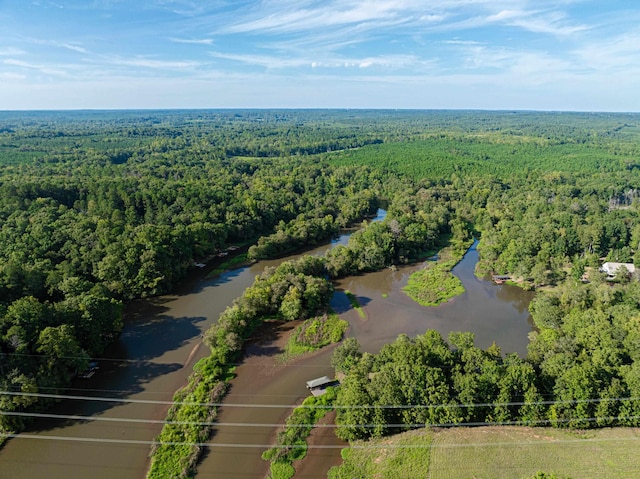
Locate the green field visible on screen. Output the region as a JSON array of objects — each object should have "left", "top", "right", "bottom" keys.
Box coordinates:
[{"left": 330, "top": 426, "right": 640, "bottom": 479}]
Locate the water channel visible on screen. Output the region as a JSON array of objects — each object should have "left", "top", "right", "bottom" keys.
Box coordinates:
[{"left": 0, "top": 210, "right": 534, "bottom": 479}]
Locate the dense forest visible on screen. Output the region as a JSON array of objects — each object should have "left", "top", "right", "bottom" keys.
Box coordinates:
[{"left": 2, "top": 110, "right": 640, "bottom": 477}]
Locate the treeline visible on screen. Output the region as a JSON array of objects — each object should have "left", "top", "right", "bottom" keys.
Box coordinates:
[
  {"left": 0, "top": 291, "right": 122, "bottom": 433},
  {"left": 332, "top": 269, "right": 640, "bottom": 441},
  {"left": 332, "top": 332, "right": 542, "bottom": 441},
  {"left": 475, "top": 171, "right": 640, "bottom": 288}
]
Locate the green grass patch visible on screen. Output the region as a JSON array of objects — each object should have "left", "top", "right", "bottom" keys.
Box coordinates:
[
  {"left": 403, "top": 241, "right": 471, "bottom": 306},
  {"left": 344, "top": 291, "right": 366, "bottom": 319},
  {"left": 205, "top": 253, "right": 251, "bottom": 279},
  {"left": 146, "top": 355, "right": 231, "bottom": 479},
  {"left": 330, "top": 426, "right": 639, "bottom": 479},
  {"left": 262, "top": 388, "right": 337, "bottom": 479},
  {"left": 282, "top": 312, "right": 349, "bottom": 359},
  {"left": 328, "top": 428, "right": 434, "bottom": 479},
  {"left": 428, "top": 426, "right": 639, "bottom": 479},
  {"left": 403, "top": 264, "right": 464, "bottom": 306}
]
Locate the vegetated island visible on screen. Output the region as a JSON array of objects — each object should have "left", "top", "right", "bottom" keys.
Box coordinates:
[{"left": 403, "top": 239, "right": 472, "bottom": 306}]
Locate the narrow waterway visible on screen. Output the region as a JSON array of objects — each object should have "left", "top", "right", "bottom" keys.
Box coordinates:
[
  {"left": 0, "top": 212, "right": 534, "bottom": 479},
  {"left": 335, "top": 240, "right": 534, "bottom": 356}
]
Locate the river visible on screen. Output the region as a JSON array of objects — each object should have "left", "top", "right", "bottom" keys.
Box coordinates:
[{"left": 0, "top": 211, "right": 534, "bottom": 479}]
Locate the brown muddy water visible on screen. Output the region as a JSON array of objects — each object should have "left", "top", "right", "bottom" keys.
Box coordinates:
[{"left": 0, "top": 212, "right": 534, "bottom": 479}]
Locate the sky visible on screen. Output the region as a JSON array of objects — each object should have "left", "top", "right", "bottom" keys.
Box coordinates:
[{"left": 0, "top": 0, "right": 639, "bottom": 111}]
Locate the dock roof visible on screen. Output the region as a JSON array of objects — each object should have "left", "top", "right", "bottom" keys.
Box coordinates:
[{"left": 306, "top": 376, "right": 333, "bottom": 389}]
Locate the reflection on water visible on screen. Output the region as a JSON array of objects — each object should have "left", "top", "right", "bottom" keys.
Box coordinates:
[{"left": 335, "top": 239, "right": 535, "bottom": 356}]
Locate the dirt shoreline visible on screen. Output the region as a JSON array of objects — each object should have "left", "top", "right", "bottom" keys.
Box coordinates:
[{"left": 293, "top": 409, "right": 347, "bottom": 478}]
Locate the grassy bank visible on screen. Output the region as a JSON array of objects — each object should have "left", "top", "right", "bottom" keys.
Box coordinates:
[
  {"left": 281, "top": 311, "right": 348, "bottom": 359},
  {"left": 403, "top": 240, "right": 472, "bottom": 306},
  {"left": 204, "top": 252, "right": 251, "bottom": 279},
  {"left": 262, "top": 388, "right": 337, "bottom": 479},
  {"left": 330, "top": 426, "right": 640, "bottom": 479},
  {"left": 344, "top": 291, "right": 366, "bottom": 319},
  {"left": 328, "top": 428, "right": 434, "bottom": 479},
  {"left": 146, "top": 355, "right": 233, "bottom": 479}
]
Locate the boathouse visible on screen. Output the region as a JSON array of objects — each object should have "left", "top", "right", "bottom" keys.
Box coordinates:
[
  {"left": 492, "top": 274, "right": 511, "bottom": 284},
  {"left": 306, "top": 376, "right": 339, "bottom": 396}
]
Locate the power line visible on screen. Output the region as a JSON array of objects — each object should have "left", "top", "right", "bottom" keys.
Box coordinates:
[
  {"left": 2, "top": 410, "right": 640, "bottom": 430},
  {"left": 2, "top": 389, "right": 640, "bottom": 410},
  {"left": 3, "top": 431, "right": 640, "bottom": 451},
  {"left": 0, "top": 351, "right": 330, "bottom": 368},
  {"left": 20, "top": 384, "right": 302, "bottom": 398}
]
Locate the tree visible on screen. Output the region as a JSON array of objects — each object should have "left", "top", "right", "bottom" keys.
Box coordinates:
[
  {"left": 36, "top": 324, "right": 88, "bottom": 381},
  {"left": 331, "top": 337, "right": 362, "bottom": 374},
  {"left": 279, "top": 286, "right": 303, "bottom": 321},
  {"left": 529, "top": 293, "right": 563, "bottom": 329}
]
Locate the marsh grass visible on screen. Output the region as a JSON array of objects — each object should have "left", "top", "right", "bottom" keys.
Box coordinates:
[
  {"left": 403, "top": 240, "right": 471, "bottom": 307},
  {"left": 281, "top": 312, "right": 348, "bottom": 359},
  {"left": 344, "top": 291, "right": 366, "bottom": 319}
]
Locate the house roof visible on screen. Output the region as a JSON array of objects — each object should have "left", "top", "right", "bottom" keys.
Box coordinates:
[{"left": 601, "top": 262, "right": 635, "bottom": 274}]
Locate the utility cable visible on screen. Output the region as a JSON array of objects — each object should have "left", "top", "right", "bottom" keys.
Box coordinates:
[
  {"left": 3, "top": 432, "right": 640, "bottom": 450},
  {"left": 2, "top": 389, "right": 639, "bottom": 410},
  {"left": 2, "top": 410, "right": 640, "bottom": 430}
]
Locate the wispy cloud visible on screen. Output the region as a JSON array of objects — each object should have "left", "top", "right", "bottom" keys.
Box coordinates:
[
  {"left": 0, "top": 47, "right": 26, "bottom": 56},
  {"left": 0, "top": 72, "right": 26, "bottom": 80},
  {"left": 312, "top": 54, "right": 430, "bottom": 70},
  {"left": 1, "top": 0, "right": 638, "bottom": 111},
  {"left": 169, "top": 37, "right": 214, "bottom": 45},
  {"left": 61, "top": 43, "right": 87, "bottom": 53},
  {"left": 27, "top": 38, "right": 89, "bottom": 54},
  {"left": 4, "top": 58, "right": 69, "bottom": 77},
  {"left": 486, "top": 9, "right": 588, "bottom": 36},
  {"left": 107, "top": 57, "right": 203, "bottom": 69},
  {"left": 219, "top": 0, "right": 452, "bottom": 38},
  {"left": 210, "top": 50, "right": 430, "bottom": 71},
  {"left": 220, "top": 1, "right": 586, "bottom": 38},
  {"left": 573, "top": 30, "right": 640, "bottom": 73},
  {"left": 209, "top": 51, "right": 309, "bottom": 69}
]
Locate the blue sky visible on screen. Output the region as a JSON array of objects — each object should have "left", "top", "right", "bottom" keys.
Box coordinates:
[{"left": 0, "top": 0, "right": 639, "bottom": 111}]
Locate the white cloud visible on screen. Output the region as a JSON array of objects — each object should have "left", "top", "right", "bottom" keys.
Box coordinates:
[
  {"left": 1, "top": 0, "right": 637, "bottom": 111},
  {"left": 443, "top": 39, "right": 484, "bottom": 45},
  {"left": 574, "top": 31, "right": 640, "bottom": 73},
  {"left": 209, "top": 51, "right": 310, "bottom": 68},
  {"left": 169, "top": 37, "right": 215, "bottom": 45},
  {"left": 4, "top": 58, "right": 69, "bottom": 77},
  {"left": 0, "top": 47, "right": 27, "bottom": 56},
  {"left": 108, "top": 57, "right": 203, "bottom": 69},
  {"left": 221, "top": 0, "right": 439, "bottom": 35},
  {"left": 211, "top": 50, "right": 427, "bottom": 71},
  {"left": 495, "top": 10, "right": 588, "bottom": 36},
  {"left": 61, "top": 43, "right": 88, "bottom": 53},
  {"left": 0, "top": 72, "right": 26, "bottom": 80}
]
